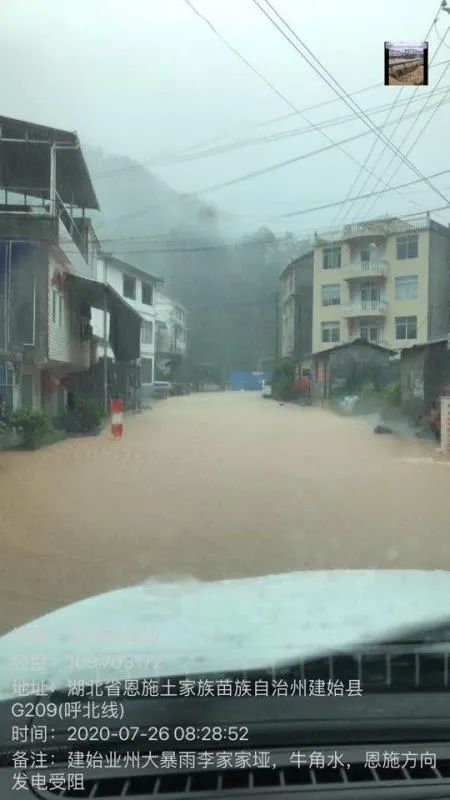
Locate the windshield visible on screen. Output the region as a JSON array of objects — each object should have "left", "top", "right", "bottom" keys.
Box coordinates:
[{"left": 1, "top": 1, "right": 450, "bottom": 795}]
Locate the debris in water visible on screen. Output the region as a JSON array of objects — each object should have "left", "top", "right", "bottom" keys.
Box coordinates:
[{"left": 374, "top": 425, "right": 394, "bottom": 435}]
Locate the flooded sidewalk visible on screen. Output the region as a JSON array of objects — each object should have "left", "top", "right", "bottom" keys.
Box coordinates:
[{"left": 0, "top": 392, "right": 448, "bottom": 634}]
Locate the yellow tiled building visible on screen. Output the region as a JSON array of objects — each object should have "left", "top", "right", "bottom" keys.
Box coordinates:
[{"left": 312, "top": 215, "right": 450, "bottom": 355}]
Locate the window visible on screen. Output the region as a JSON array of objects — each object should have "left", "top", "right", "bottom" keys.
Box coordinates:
[
  {"left": 52, "top": 289, "right": 57, "bottom": 323},
  {"left": 323, "top": 246, "right": 341, "bottom": 269},
  {"left": 141, "top": 357, "right": 153, "bottom": 383},
  {"left": 59, "top": 294, "right": 64, "bottom": 326},
  {"left": 321, "top": 321, "right": 340, "bottom": 343},
  {"left": 321, "top": 284, "right": 340, "bottom": 306},
  {"left": 360, "top": 283, "right": 380, "bottom": 304},
  {"left": 360, "top": 325, "right": 380, "bottom": 344},
  {"left": 141, "top": 321, "right": 153, "bottom": 344},
  {"left": 395, "top": 315, "right": 417, "bottom": 340},
  {"left": 395, "top": 275, "right": 418, "bottom": 299},
  {"left": 123, "top": 274, "right": 136, "bottom": 300},
  {"left": 142, "top": 281, "right": 153, "bottom": 305},
  {"left": 396, "top": 233, "right": 418, "bottom": 260},
  {"left": 360, "top": 245, "right": 371, "bottom": 262}
]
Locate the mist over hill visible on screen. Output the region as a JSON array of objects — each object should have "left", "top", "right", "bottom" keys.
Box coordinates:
[{"left": 86, "top": 146, "right": 311, "bottom": 381}]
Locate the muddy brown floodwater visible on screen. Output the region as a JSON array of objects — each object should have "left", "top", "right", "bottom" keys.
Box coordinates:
[{"left": 1, "top": 392, "right": 449, "bottom": 634}]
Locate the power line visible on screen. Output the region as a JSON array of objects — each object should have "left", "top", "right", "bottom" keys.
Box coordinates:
[
  {"left": 364, "top": 29, "right": 450, "bottom": 218},
  {"left": 182, "top": 0, "right": 417, "bottom": 207},
  {"left": 55, "top": 204, "right": 450, "bottom": 257},
  {"left": 361, "top": 25, "right": 449, "bottom": 219},
  {"left": 145, "top": 80, "right": 450, "bottom": 168},
  {"left": 58, "top": 180, "right": 450, "bottom": 249},
  {"left": 87, "top": 82, "right": 450, "bottom": 232},
  {"left": 337, "top": 2, "right": 443, "bottom": 223},
  {"left": 251, "top": 0, "right": 450, "bottom": 207},
  {"left": 89, "top": 57, "right": 450, "bottom": 180},
  {"left": 93, "top": 91, "right": 450, "bottom": 232},
  {"left": 277, "top": 168, "right": 450, "bottom": 220},
  {"left": 91, "top": 79, "right": 383, "bottom": 181},
  {"left": 434, "top": 18, "right": 450, "bottom": 48},
  {"left": 89, "top": 78, "right": 450, "bottom": 210},
  {"left": 183, "top": 0, "right": 301, "bottom": 115},
  {"left": 190, "top": 94, "right": 450, "bottom": 195},
  {"left": 87, "top": 166, "right": 450, "bottom": 234}
]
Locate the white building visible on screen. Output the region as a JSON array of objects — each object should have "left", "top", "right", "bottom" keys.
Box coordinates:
[
  {"left": 0, "top": 116, "right": 100, "bottom": 415},
  {"left": 93, "top": 253, "right": 163, "bottom": 389},
  {"left": 155, "top": 292, "right": 188, "bottom": 378}
]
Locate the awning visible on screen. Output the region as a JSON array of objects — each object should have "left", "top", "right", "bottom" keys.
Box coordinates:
[{"left": 66, "top": 274, "right": 141, "bottom": 362}]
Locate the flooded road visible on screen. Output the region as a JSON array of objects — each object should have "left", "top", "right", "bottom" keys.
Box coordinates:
[{"left": 1, "top": 392, "right": 449, "bottom": 634}]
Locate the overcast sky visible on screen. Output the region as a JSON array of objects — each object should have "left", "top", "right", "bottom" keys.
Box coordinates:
[{"left": 2, "top": 0, "right": 450, "bottom": 236}]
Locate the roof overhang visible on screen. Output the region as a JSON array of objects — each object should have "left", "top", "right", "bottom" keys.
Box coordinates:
[
  {"left": 310, "top": 338, "right": 395, "bottom": 360},
  {"left": 400, "top": 338, "right": 449, "bottom": 357},
  {"left": 99, "top": 252, "right": 163, "bottom": 285},
  {"left": 0, "top": 115, "right": 99, "bottom": 210},
  {"left": 66, "top": 274, "right": 141, "bottom": 361}
]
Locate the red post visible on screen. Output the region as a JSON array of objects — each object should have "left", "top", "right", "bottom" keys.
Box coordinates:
[{"left": 110, "top": 398, "right": 124, "bottom": 438}]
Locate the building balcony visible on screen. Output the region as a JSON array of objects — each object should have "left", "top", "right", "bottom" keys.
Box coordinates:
[
  {"left": 343, "top": 260, "right": 389, "bottom": 280},
  {"left": 0, "top": 193, "right": 94, "bottom": 275},
  {"left": 342, "top": 300, "right": 388, "bottom": 317}
]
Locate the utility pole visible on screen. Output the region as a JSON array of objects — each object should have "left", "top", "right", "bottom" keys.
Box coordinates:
[
  {"left": 102, "top": 256, "right": 109, "bottom": 416},
  {"left": 49, "top": 144, "right": 57, "bottom": 216}
]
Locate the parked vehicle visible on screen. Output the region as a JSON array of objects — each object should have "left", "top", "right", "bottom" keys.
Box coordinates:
[
  {"left": 229, "top": 371, "right": 269, "bottom": 391},
  {"left": 169, "top": 383, "right": 192, "bottom": 396},
  {"left": 151, "top": 381, "right": 172, "bottom": 399}
]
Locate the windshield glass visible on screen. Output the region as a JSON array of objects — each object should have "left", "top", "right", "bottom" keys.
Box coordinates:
[{"left": 1, "top": 1, "right": 450, "bottom": 795}]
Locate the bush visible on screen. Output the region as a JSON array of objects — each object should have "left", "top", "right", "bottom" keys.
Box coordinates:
[
  {"left": 11, "top": 408, "right": 53, "bottom": 449},
  {"left": 359, "top": 381, "right": 377, "bottom": 401},
  {"left": 271, "top": 360, "right": 296, "bottom": 400},
  {"left": 76, "top": 397, "right": 103, "bottom": 431},
  {"left": 64, "top": 396, "right": 103, "bottom": 433},
  {"left": 380, "top": 381, "right": 401, "bottom": 406}
]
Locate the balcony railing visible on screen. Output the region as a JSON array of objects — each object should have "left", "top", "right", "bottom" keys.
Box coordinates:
[
  {"left": 342, "top": 300, "right": 388, "bottom": 316},
  {"left": 343, "top": 260, "right": 389, "bottom": 278},
  {"left": 0, "top": 188, "right": 91, "bottom": 268},
  {"left": 316, "top": 213, "right": 431, "bottom": 244}
]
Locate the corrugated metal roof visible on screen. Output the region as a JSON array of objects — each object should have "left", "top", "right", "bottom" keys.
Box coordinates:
[
  {"left": 400, "top": 337, "right": 448, "bottom": 354},
  {"left": 311, "top": 337, "right": 395, "bottom": 358}
]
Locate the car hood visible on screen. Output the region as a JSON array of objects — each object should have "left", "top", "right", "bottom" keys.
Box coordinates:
[{"left": 1, "top": 569, "right": 450, "bottom": 699}]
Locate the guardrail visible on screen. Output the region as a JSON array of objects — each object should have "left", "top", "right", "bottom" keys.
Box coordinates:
[
  {"left": 342, "top": 300, "right": 388, "bottom": 315},
  {"left": 343, "top": 260, "right": 389, "bottom": 276},
  {"left": 318, "top": 214, "right": 430, "bottom": 243}
]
